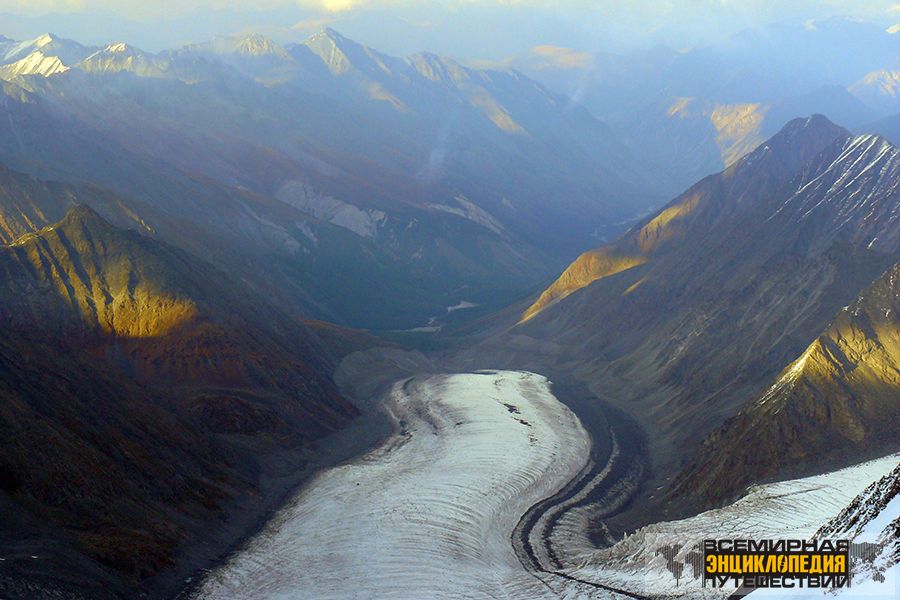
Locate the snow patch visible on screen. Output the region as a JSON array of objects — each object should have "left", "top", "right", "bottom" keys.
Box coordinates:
[
  {"left": 276, "top": 180, "right": 386, "bottom": 239},
  {"left": 446, "top": 300, "right": 478, "bottom": 312},
  {"left": 429, "top": 195, "right": 507, "bottom": 236}
]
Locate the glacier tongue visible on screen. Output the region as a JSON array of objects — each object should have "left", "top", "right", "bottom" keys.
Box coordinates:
[{"left": 194, "top": 371, "right": 591, "bottom": 599}]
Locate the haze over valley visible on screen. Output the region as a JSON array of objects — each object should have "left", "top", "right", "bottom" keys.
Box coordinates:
[{"left": 0, "top": 2, "right": 898, "bottom": 598}]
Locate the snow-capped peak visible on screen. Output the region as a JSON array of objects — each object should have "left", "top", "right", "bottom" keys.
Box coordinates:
[
  {"left": 232, "top": 33, "right": 283, "bottom": 56},
  {"left": 2, "top": 32, "right": 93, "bottom": 67},
  {"left": 308, "top": 27, "right": 344, "bottom": 44},
  {"left": 183, "top": 33, "right": 290, "bottom": 60},
  {"left": 105, "top": 42, "right": 130, "bottom": 53},
  {"left": 0, "top": 50, "right": 69, "bottom": 79}
]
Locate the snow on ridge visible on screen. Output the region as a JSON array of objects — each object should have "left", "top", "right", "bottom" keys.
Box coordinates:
[
  {"left": 194, "top": 371, "right": 591, "bottom": 599},
  {"left": 766, "top": 128, "right": 899, "bottom": 251},
  {"left": 0, "top": 50, "right": 69, "bottom": 79},
  {"left": 563, "top": 453, "right": 900, "bottom": 599},
  {"left": 753, "top": 464, "right": 900, "bottom": 597},
  {"left": 758, "top": 342, "right": 815, "bottom": 405}
]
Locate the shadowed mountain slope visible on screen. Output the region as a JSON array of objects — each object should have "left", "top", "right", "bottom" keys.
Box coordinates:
[
  {"left": 0, "top": 204, "right": 355, "bottom": 434},
  {"left": 670, "top": 260, "right": 900, "bottom": 508},
  {"left": 0, "top": 205, "right": 359, "bottom": 597}
]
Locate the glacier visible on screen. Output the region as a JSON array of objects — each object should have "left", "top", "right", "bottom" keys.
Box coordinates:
[
  {"left": 192, "top": 368, "right": 897, "bottom": 599},
  {"left": 194, "top": 371, "right": 591, "bottom": 599}
]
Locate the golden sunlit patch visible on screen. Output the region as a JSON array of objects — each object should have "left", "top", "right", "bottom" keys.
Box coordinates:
[
  {"left": 529, "top": 45, "right": 592, "bottom": 70},
  {"left": 623, "top": 276, "right": 647, "bottom": 296},
  {"left": 666, "top": 96, "right": 695, "bottom": 118},
  {"left": 520, "top": 250, "right": 645, "bottom": 322},
  {"left": 521, "top": 188, "right": 704, "bottom": 321},
  {"left": 710, "top": 103, "right": 767, "bottom": 167},
  {"left": 468, "top": 90, "right": 525, "bottom": 133},
  {"left": 636, "top": 192, "right": 700, "bottom": 253}
]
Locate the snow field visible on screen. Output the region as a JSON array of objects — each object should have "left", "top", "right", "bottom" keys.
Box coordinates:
[{"left": 564, "top": 454, "right": 900, "bottom": 598}]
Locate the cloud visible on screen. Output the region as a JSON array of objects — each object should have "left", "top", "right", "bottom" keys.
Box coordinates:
[
  {"left": 296, "top": 0, "right": 366, "bottom": 11},
  {"left": 291, "top": 16, "right": 337, "bottom": 32}
]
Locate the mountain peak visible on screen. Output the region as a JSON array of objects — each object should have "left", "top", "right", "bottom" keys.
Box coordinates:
[
  {"left": 1, "top": 33, "right": 92, "bottom": 67},
  {"left": 231, "top": 33, "right": 285, "bottom": 56},
  {"left": 407, "top": 52, "right": 467, "bottom": 82},
  {"left": 76, "top": 42, "right": 171, "bottom": 77},
  {"left": 61, "top": 203, "right": 108, "bottom": 227},
  {"left": 308, "top": 27, "right": 348, "bottom": 44},
  {"left": 0, "top": 50, "right": 69, "bottom": 78},
  {"left": 35, "top": 33, "right": 57, "bottom": 47},
  {"left": 305, "top": 27, "right": 356, "bottom": 53},
  {"left": 776, "top": 113, "right": 844, "bottom": 139},
  {"left": 302, "top": 28, "right": 364, "bottom": 75},
  {"left": 670, "top": 259, "right": 900, "bottom": 507},
  {"left": 104, "top": 42, "right": 132, "bottom": 54},
  {"left": 184, "top": 33, "right": 289, "bottom": 59},
  {"left": 733, "top": 113, "right": 849, "bottom": 177}
]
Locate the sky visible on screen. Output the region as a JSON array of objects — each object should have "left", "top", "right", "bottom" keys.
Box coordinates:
[{"left": 0, "top": 1, "right": 898, "bottom": 58}]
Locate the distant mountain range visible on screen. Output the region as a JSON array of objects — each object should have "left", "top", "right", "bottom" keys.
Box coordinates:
[
  {"left": 0, "top": 28, "right": 663, "bottom": 330},
  {"left": 508, "top": 17, "right": 900, "bottom": 192}
]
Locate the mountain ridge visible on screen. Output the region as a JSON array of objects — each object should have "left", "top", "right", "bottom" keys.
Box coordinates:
[
  {"left": 472, "top": 115, "right": 900, "bottom": 530},
  {"left": 521, "top": 114, "right": 852, "bottom": 322}
]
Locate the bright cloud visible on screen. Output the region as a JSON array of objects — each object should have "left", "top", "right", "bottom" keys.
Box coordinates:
[{"left": 296, "top": 0, "right": 366, "bottom": 11}]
